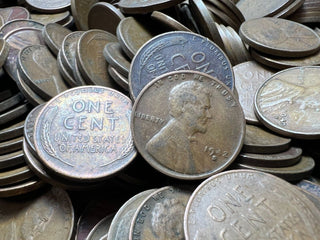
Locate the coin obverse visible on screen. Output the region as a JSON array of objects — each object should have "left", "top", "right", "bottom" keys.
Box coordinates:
[
  {"left": 184, "top": 169, "right": 320, "bottom": 240},
  {"left": 131, "top": 71, "right": 245, "bottom": 180},
  {"left": 34, "top": 86, "right": 136, "bottom": 181}
]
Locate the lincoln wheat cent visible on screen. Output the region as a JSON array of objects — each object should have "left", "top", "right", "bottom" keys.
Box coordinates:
[
  {"left": 34, "top": 86, "right": 136, "bottom": 181},
  {"left": 254, "top": 66, "right": 320, "bottom": 139},
  {"left": 131, "top": 71, "right": 245, "bottom": 180},
  {"left": 184, "top": 170, "right": 320, "bottom": 240},
  {"left": 129, "top": 31, "right": 234, "bottom": 99}
]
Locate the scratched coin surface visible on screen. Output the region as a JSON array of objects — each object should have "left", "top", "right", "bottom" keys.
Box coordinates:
[
  {"left": 34, "top": 86, "right": 136, "bottom": 181},
  {"left": 129, "top": 186, "right": 191, "bottom": 240},
  {"left": 184, "top": 169, "right": 320, "bottom": 240},
  {"left": 131, "top": 71, "right": 245, "bottom": 180},
  {"left": 129, "top": 31, "right": 234, "bottom": 99},
  {"left": 0, "top": 187, "right": 74, "bottom": 239},
  {"left": 239, "top": 17, "right": 320, "bottom": 57},
  {"left": 254, "top": 66, "right": 320, "bottom": 139}
]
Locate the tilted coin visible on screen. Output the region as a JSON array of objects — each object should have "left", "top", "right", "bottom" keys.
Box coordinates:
[
  {"left": 103, "top": 42, "right": 130, "bottom": 78},
  {"left": 0, "top": 187, "right": 74, "bottom": 239},
  {"left": 0, "top": 103, "right": 31, "bottom": 126},
  {"left": 0, "top": 178, "right": 45, "bottom": 198},
  {"left": 0, "top": 19, "right": 43, "bottom": 37},
  {"left": 0, "top": 165, "right": 33, "bottom": 186},
  {"left": 219, "top": 0, "right": 245, "bottom": 22},
  {"left": 57, "top": 49, "right": 78, "bottom": 87},
  {"left": 178, "top": 2, "right": 201, "bottom": 33},
  {"left": 34, "top": 86, "right": 136, "bottom": 181},
  {"left": 254, "top": 66, "right": 320, "bottom": 139},
  {"left": 234, "top": 61, "right": 275, "bottom": 124},
  {"left": 184, "top": 169, "right": 320, "bottom": 240},
  {"left": 108, "top": 65, "right": 129, "bottom": 91},
  {"left": 0, "top": 38, "right": 9, "bottom": 69},
  {"left": 73, "top": 55, "right": 87, "bottom": 87},
  {"left": 61, "top": 15, "right": 74, "bottom": 28},
  {"left": 151, "top": 11, "right": 192, "bottom": 32},
  {"left": 273, "top": 0, "right": 305, "bottom": 18},
  {"left": 18, "top": 45, "right": 68, "bottom": 100},
  {"left": 129, "top": 31, "right": 234, "bottom": 99},
  {"left": 88, "top": 2, "right": 124, "bottom": 35},
  {"left": 25, "top": 0, "right": 71, "bottom": 13},
  {"left": 117, "top": 0, "right": 184, "bottom": 14},
  {"left": 0, "top": 92, "right": 24, "bottom": 114},
  {"left": 239, "top": 17, "right": 320, "bottom": 57},
  {"left": 0, "top": 120, "right": 24, "bottom": 142},
  {"left": 42, "top": 23, "right": 72, "bottom": 56},
  {"left": 129, "top": 186, "right": 191, "bottom": 240},
  {"left": 0, "top": 136, "right": 23, "bottom": 154},
  {"left": 76, "top": 29, "right": 119, "bottom": 88},
  {"left": 132, "top": 71, "right": 245, "bottom": 180},
  {"left": 297, "top": 179, "right": 320, "bottom": 198},
  {"left": 31, "top": 11, "right": 70, "bottom": 25},
  {"left": 216, "top": 23, "right": 238, "bottom": 65},
  {"left": 238, "top": 147, "right": 302, "bottom": 167},
  {"left": 108, "top": 189, "right": 156, "bottom": 240},
  {"left": 71, "top": 0, "right": 98, "bottom": 30},
  {"left": 0, "top": 6, "right": 30, "bottom": 23},
  {"left": 243, "top": 125, "right": 291, "bottom": 154},
  {"left": 0, "top": 150, "right": 24, "bottom": 170},
  {"left": 298, "top": 188, "right": 320, "bottom": 211},
  {"left": 86, "top": 214, "right": 114, "bottom": 240},
  {"left": 237, "top": 156, "right": 315, "bottom": 181}
]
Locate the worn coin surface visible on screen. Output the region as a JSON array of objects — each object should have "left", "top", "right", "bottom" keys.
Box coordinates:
[
  {"left": 0, "top": 19, "right": 43, "bottom": 37},
  {"left": 184, "top": 169, "right": 320, "bottom": 240},
  {"left": 0, "top": 6, "right": 30, "bottom": 24},
  {"left": 254, "top": 66, "right": 320, "bottom": 139},
  {"left": 0, "top": 38, "right": 9, "bottom": 69},
  {"left": 118, "top": 0, "right": 184, "bottom": 14},
  {"left": 34, "top": 86, "right": 136, "bottom": 181},
  {"left": 31, "top": 11, "right": 70, "bottom": 25},
  {"left": 129, "top": 31, "right": 234, "bottom": 99},
  {"left": 234, "top": 61, "right": 275, "bottom": 124},
  {"left": 71, "top": 0, "right": 98, "bottom": 30},
  {"left": 151, "top": 11, "right": 192, "bottom": 32},
  {"left": 26, "top": 0, "right": 71, "bottom": 13},
  {"left": 129, "top": 186, "right": 191, "bottom": 240},
  {"left": 239, "top": 17, "right": 320, "bottom": 57},
  {"left": 108, "top": 65, "right": 129, "bottom": 91},
  {"left": 0, "top": 187, "right": 74, "bottom": 238},
  {"left": 132, "top": 71, "right": 245, "bottom": 180}
]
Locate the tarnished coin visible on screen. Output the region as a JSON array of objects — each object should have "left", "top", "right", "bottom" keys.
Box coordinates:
[
  {"left": 108, "top": 65, "right": 129, "bottom": 91},
  {"left": 129, "top": 186, "right": 191, "bottom": 240},
  {"left": 118, "top": 0, "right": 184, "bottom": 14},
  {"left": 86, "top": 214, "right": 114, "bottom": 240},
  {"left": 0, "top": 165, "right": 33, "bottom": 186},
  {"left": 234, "top": 61, "right": 275, "bottom": 124},
  {"left": 0, "top": 38, "right": 9, "bottom": 68},
  {"left": 297, "top": 179, "right": 320, "bottom": 198},
  {"left": 243, "top": 124, "right": 291, "bottom": 154},
  {"left": 88, "top": 2, "right": 124, "bottom": 35},
  {"left": 116, "top": 17, "right": 158, "bottom": 59},
  {"left": 0, "top": 92, "right": 24, "bottom": 114},
  {"left": 239, "top": 17, "right": 320, "bottom": 57},
  {"left": 26, "top": 0, "right": 71, "bottom": 13},
  {"left": 76, "top": 29, "right": 118, "bottom": 87},
  {"left": 0, "top": 136, "right": 23, "bottom": 155},
  {"left": 42, "top": 23, "right": 72, "bottom": 56},
  {"left": 0, "top": 178, "right": 45, "bottom": 198},
  {"left": 298, "top": 188, "right": 320, "bottom": 211},
  {"left": 34, "top": 86, "right": 136, "bottom": 181},
  {"left": 254, "top": 66, "right": 320, "bottom": 139},
  {"left": 237, "top": 156, "right": 315, "bottom": 181},
  {"left": 0, "top": 19, "right": 43, "bottom": 38},
  {"left": 4, "top": 27, "right": 45, "bottom": 82},
  {"left": 0, "top": 120, "right": 24, "bottom": 142},
  {"left": 71, "top": 0, "right": 98, "bottom": 30},
  {"left": 31, "top": 11, "right": 70, "bottom": 25},
  {"left": 238, "top": 146, "right": 302, "bottom": 167},
  {"left": 131, "top": 71, "right": 245, "bottom": 180},
  {"left": 18, "top": 45, "right": 68, "bottom": 100},
  {"left": 184, "top": 169, "right": 320, "bottom": 240},
  {"left": 103, "top": 42, "right": 130, "bottom": 78},
  {"left": 0, "top": 6, "right": 30, "bottom": 23},
  {"left": 108, "top": 189, "right": 156, "bottom": 240},
  {"left": 129, "top": 31, "right": 234, "bottom": 99},
  {"left": 273, "top": 0, "right": 305, "bottom": 18},
  {"left": 0, "top": 150, "right": 24, "bottom": 170},
  {"left": 57, "top": 49, "right": 78, "bottom": 87},
  {"left": 0, "top": 103, "right": 31, "bottom": 126},
  {"left": 151, "top": 11, "right": 192, "bottom": 32},
  {"left": 0, "top": 187, "right": 74, "bottom": 238}
]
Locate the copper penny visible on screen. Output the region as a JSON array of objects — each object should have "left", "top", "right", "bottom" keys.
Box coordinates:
[
  {"left": 57, "top": 49, "right": 78, "bottom": 87},
  {"left": 131, "top": 71, "right": 245, "bottom": 180},
  {"left": 0, "top": 136, "right": 23, "bottom": 155},
  {"left": 0, "top": 38, "right": 9, "bottom": 69},
  {"left": 239, "top": 17, "right": 320, "bottom": 57},
  {"left": 0, "top": 92, "right": 24, "bottom": 114},
  {"left": 26, "top": 0, "right": 71, "bottom": 13},
  {"left": 273, "top": 0, "right": 305, "bottom": 18},
  {"left": 88, "top": 2, "right": 124, "bottom": 35},
  {"left": 34, "top": 86, "right": 136, "bottom": 181},
  {"left": 184, "top": 169, "right": 320, "bottom": 239},
  {"left": 76, "top": 29, "right": 118, "bottom": 88},
  {"left": 254, "top": 66, "right": 320, "bottom": 139},
  {"left": 0, "top": 103, "right": 31, "bottom": 126},
  {"left": 234, "top": 61, "right": 275, "bottom": 124},
  {"left": 0, "top": 6, "right": 30, "bottom": 23},
  {"left": 0, "top": 178, "right": 45, "bottom": 198},
  {"left": 297, "top": 179, "right": 320, "bottom": 198},
  {"left": 151, "top": 10, "right": 192, "bottom": 32},
  {"left": 31, "top": 11, "right": 70, "bottom": 25},
  {"left": 0, "top": 120, "right": 24, "bottom": 142},
  {"left": 0, "top": 19, "right": 43, "bottom": 37},
  {"left": 0, "top": 165, "right": 33, "bottom": 186},
  {"left": 86, "top": 214, "right": 114, "bottom": 240},
  {"left": 118, "top": 0, "right": 184, "bottom": 14},
  {"left": 0, "top": 150, "right": 24, "bottom": 170},
  {"left": 71, "top": 0, "right": 98, "bottom": 30},
  {"left": 108, "top": 65, "right": 129, "bottom": 91}
]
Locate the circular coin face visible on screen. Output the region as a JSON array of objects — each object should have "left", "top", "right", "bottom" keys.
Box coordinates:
[
  {"left": 254, "top": 66, "right": 320, "bottom": 139},
  {"left": 129, "top": 31, "right": 234, "bottom": 99},
  {"left": 131, "top": 71, "right": 245, "bottom": 180},
  {"left": 184, "top": 169, "right": 320, "bottom": 240},
  {"left": 34, "top": 86, "right": 136, "bottom": 181}
]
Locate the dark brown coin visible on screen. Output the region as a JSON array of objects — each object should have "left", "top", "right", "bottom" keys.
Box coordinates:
[
  {"left": 0, "top": 92, "right": 24, "bottom": 114},
  {"left": 129, "top": 31, "right": 234, "bottom": 99},
  {"left": 243, "top": 124, "right": 291, "bottom": 154},
  {"left": 238, "top": 146, "right": 302, "bottom": 167},
  {"left": 132, "top": 71, "right": 245, "bottom": 180},
  {"left": 129, "top": 186, "right": 191, "bottom": 240},
  {"left": 0, "top": 178, "right": 45, "bottom": 198},
  {"left": 0, "top": 19, "right": 43, "bottom": 37},
  {"left": 118, "top": 0, "right": 184, "bottom": 14},
  {"left": 0, "top": 165, "right": 33, "bottom": 186},
  {"left": 18, "top": 45, "right": 68, "bottom": 100},
  {"left": 0, "top": 103, "right": 31, "bottom": 126},
  {"left": 71, "top": 0, "right": 98, "bottom": 30},
  {"left": 239, "top": 17, "right": 320, "bottom": 57},
  {"left": 30, "top": 11, "right": 70, "bottom": 25},
  {"left": 234, "top": 61, "right": 275, "bottom": 124},
  {"left": 103, "top": 42, "right": 130, "bottom": 78},
  {"left": 254, "top": 66, "right": 320, "bottom": 139},
  {"left": 151, "top": 10, "right": 192, "bottom": 32},
  {"left": 76, "top": 29, "right": 118, "bottom": 87},
  {"left": 42, "top": 23, "right": 72, "bottom": 56},
  {"left": 26, "top": 0, "right": 71, "bottom": 13},
  {"left": 184, "top": 169, "right": 320, "bottom": 239},
  {"left": 108, "top": 65, "right": 129, "bottom": 91},
  {"left": 88, "top": 2, "right": 124, "bottom": 35},
  {"left": 0, "top": 6, "right": 30, "bottom": 23},
  {"left": 34, "top": 86, "right": 136, "bottom": 182},
  {"left": 0, "top": 150, "right": 24, "bottom": 170},
  {"left": 237, "top": 156, "right": 315, "bottom": 181}
]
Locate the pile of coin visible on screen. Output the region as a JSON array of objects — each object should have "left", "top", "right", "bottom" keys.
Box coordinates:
[{"left": 0, "top": 0, "right": 319, "bottom": 239}]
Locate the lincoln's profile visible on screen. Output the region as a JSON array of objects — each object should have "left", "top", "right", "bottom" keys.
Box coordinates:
[{"left": 146, "top": 80, "right": 212, "bottom": 174}]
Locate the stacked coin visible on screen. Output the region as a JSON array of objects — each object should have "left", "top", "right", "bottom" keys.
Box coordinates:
[{"left": 288, "top": 0, "right": 320, "bottom": 23}]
